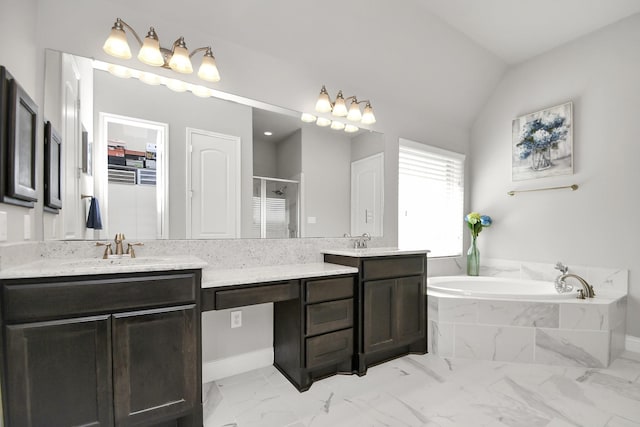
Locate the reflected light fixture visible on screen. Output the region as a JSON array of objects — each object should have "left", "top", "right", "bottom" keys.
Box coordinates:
[
  {"left": 313, "top": 85, "right": 376, "bottom": 124},
  {"left": 316, "top": 117, "right": 331, "bottom": 127},
  {"left": 300, "top": 112, "right": 317, "bottom": 123},
  {"left": 330, "top": 120, "right": 345, "bottom": 130},
  {"left": 103, "top": 18, "right": 221, "bottom": 83}
]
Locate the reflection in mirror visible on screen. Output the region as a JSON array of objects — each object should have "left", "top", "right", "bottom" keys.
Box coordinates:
[{"left": 42, "top": 49, "right": 385, "bottom": 240}]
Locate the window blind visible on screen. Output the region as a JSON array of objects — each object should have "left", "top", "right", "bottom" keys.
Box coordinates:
[{"left": 398, "top": 139, "right": 465, "bottom": 257}]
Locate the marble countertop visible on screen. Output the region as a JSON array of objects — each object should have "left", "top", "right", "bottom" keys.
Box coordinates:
[
  {"left": 202, "top": 263, "right": 358, "bottom": 289},
  {"left": 322, "top": 247, "right": 430, "bottom": 258},
  {"left": 0, "top": 255, "right": 208, "bottom": 279}
]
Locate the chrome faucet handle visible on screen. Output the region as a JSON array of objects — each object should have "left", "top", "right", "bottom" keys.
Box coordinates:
[
  {"left": 126, "top": 242, "right": 144, "bottom": 258},
  {"left": 96, "top": 242, "right": 113, "bottom": 259}
]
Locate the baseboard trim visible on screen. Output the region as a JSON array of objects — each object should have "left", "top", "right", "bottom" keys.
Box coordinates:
[
  {"left": 626, "top": 335, "right": 640, "bottom": 353},
  {"left": 202, "top": 348, "right": 274, "bottom": 383}
]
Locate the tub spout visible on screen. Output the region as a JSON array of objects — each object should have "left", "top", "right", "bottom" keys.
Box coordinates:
[{"left": 555, "top": 273, "right": 595, "bottom": 299}]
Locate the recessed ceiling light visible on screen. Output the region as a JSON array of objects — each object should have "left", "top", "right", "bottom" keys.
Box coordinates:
[{"left": 264, "top": 131, "right": 273, "bottom": 136}]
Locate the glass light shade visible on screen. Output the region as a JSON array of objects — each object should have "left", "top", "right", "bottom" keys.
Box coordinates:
[
  {"left": 344, "top": 124, "right": 359, "bottom": 133},
  {"left": 332, "top": 96, "right": 348, "bottom": 117},
  {"left": 330, "top": 121, "right": 345, "bottom": 130},
  {"left": 137, "top": 36, "right": 164, "bottom": 66},
  {"left": 165, "top": 78, "right": 187, "bottom": 92},
  {"left": 197, "top": 54, "right": 221, "bottom": 82},
  {"left": 347, "top": 102, "right": 362, "bottom": 121},
  {"left": 316, "top": 117, "right": 331, "bottom": 127},
  {"left": 139, "top": 72, "right": 162, "bottom": 86},
  {"left": 300, "top": 113, "right": 317, "bottom": 123},
  {"left": 191, "top": 85, "right": 212, "bottom": 98},
  {"left": 107, "top": 64, "right": 132, "bottom": 79},
  {"left": 169, "top": 45, "right": 194, "bottom": 74},
  {"left": 361, "top": 103, "right": 376, "bottom": 124},
  {"left": 315, "top": 92, "right": 332, "bottom": 113},
  {"left": 103, "top": 27, "right": 132, "bottom": 59}
]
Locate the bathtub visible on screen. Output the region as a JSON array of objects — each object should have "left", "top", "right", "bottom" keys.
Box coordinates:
[
  {"left": 427, "top": 275, "right": 627, "bottom": 368},
  {"left": 427, "top": 276, "right": 575, "bottom": 300}
]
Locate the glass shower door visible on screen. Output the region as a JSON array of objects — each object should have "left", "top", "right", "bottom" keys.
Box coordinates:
[{"left": 252, "top": 177, "right": 299, "bottom": 238}]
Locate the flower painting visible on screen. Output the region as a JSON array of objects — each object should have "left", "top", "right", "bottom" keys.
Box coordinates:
[{"left": 512, "top": 102, "right": 573, "bottom": 181}]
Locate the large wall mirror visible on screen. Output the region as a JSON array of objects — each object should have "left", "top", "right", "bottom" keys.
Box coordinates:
[{"left": 42, "top": 49, "right": 385, "bottom": 240}]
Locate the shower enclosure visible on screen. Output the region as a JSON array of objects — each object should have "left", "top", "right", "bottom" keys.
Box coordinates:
[{"left": 252, "top": 177, "right": 300, "bottom": 238}]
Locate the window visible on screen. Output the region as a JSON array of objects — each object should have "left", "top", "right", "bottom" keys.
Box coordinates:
[{"left": 398, "top": 139, "right": 465, "bottom": 257}]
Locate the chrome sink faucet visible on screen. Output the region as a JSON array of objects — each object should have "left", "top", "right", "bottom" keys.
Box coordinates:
[
  {"left": 355, "top": 233, "right": 371, "bottom": 249},
  {"left": 554, "top": 262, "right": 595, "bottom": 299}
]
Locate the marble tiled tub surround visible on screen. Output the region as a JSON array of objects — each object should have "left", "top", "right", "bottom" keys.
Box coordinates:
[{"left": 428, "top": 264, "right": 628, "bottom": 368}]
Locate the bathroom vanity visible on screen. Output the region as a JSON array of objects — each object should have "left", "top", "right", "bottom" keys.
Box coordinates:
[
  {"left": 323, "top": 249, "right": 429, "bottom": 374},
  {"left": 0, "top": 248, "right": 428, "bottom": 425},
  {"left": 0, "top": 258, "right": 206, "bottom": 427}
]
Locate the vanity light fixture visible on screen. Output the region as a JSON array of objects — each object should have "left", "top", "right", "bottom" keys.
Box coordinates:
[
  {"left": 344, "top": 124, "right": 359, "bottom": 133},
  {"left": 314, "top": 85, "right": 376, "bottom": 124},
  {"left": 103, "top": 18, "right": 221, "bottom": 82},
  {"left": 315, "top": 117, "right": 331, "bottom": 127},
  {"left": 330, "top": 120, "right": 345, "bottom": 130}
]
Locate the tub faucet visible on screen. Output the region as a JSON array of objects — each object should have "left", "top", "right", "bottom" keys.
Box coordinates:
[{"left": 555, "top": 273, "right": 596, "bottom": 299}]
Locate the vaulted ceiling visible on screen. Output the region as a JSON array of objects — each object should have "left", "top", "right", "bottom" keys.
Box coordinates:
[{"left": 97, "top": 0, "right": 640, "bottom": 132}]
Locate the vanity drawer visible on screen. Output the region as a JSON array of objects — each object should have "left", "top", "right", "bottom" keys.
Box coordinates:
[
  {"left": 213, "top": 280, "right": 299, "bottom": 310},
  {"left": 306, "top": 298, "right": 353, "bottom": 336},
  {"left": 362, "top": 256, "right": 424, "bottom": 281},
  {"left": 305, "top": 328, "right": 353, "bottom": 369},
  {"left": 2, "top": 272, "right": 197, "bottom": 323},
  {"left": 305, "top": 276, "right": 354, "bottom": 303}
]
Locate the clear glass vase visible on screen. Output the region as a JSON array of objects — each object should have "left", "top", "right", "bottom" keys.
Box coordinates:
[
  {"left": 467, "top": 236, "right": 479, "bottom": 276},
  {"left": 531, "top": 146, "right": 552, "bottom": 171}
]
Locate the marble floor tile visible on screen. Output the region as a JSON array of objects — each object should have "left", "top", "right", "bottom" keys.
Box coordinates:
[{"left": 204, "top": 351, "right": 640, "bottom": 427}]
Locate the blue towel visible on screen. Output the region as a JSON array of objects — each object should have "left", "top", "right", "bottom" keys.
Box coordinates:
[{"left": 86, "top": 197, "right": 103, "bottom": 229}]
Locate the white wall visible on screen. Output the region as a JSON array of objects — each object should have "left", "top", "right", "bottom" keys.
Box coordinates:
[
  {"left": 302, "top": 126, "right": 351, "bottom": 237},
  {"left": 469, "top": 14, "right": 640, "bottom": 338},
  {"left": 253, "top": 137, "right": 277, "bottom": 177},
  {"left": 0, "top": 0, "right": 40, "bottom": 242}
]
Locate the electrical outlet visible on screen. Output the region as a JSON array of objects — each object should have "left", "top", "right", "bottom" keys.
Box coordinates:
[{"left": 230, "top": 310, "right": 242, "bottom": 328}]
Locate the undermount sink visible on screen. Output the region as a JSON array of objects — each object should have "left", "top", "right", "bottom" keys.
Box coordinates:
[{"left": 56, "top": 256, "right": 176, "bottom": 269}]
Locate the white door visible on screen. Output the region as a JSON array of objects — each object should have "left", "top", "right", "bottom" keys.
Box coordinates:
[
  {"left": 187, "top": 128, "right": 241, "bottom": 239},
  {"left": 61, "top": 54, "right": 82, "bottom": 239},
  {"left": 351, "top": 153, "right": 384, "bottom": 237}
]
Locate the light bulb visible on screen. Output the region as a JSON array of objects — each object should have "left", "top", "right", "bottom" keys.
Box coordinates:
[
  {"left": 344, "top": 124, "right": 359, "bottom": 133},
  {"left": 347, "top": 101, "right": 362, "bottom": 122},
  {"left": 316, "top": 117, "right": 331, "bottom": 127},
  {"left": 103, "top": 20, "right": 131, "bottom": 59},
  {"left": 300, "top": 113, "right": 317, "bottom": 123},
  {"left": 361, "top": 102, "right": 376, "bottom": 124},
  {"left": 165, "top": 78, "right": 187, "bottom": 92},
  {"left": 315, "top": 85, "right": 332, "bottom": 113},
  {"left": 332, "top": 91, "right": 348, "bottom": 117},
  {"left": 137, "top": 28, "right": 165, "bottom": 66},
  {"left": 197, "top": 49, "right": 221, "bottom": 82},
  {"left": 168, "top": 37, "right": 194, "bottom": 74},
  {"left": 107, "top": 64, "right": 132, "bottom": 79},
  {"left": 330, "top": 121, "right": 345, "bottom": 130},
  {"left": 139, "top": 72, "right": 161, "bottom": 86},
  {"left": 191, "top": 85, "right": 212, "bottom": 98}
]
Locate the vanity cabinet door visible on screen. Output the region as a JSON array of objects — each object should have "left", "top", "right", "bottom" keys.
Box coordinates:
[
  {"left": 112, "top": 305, "right": 198, "bottom": 427},
  {"left": 395, "top": 276, "right": 425, "bottom": 344},
  {"left": 363, "top": 279, "right": 396, "bottom": 353},
  {"left": 5, "top": 315, "right": 113, "bottom": 427}
]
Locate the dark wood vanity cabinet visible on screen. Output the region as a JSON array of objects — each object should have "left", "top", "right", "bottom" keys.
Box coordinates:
[
  {"left": 0, "top": 270, "right": 202, "bottom": 427},
  {"left": 324, "top": 253, "right": 427, "bottom": 374},
  {"left": 273, "top": 275, "right": 356, "bottom": 391}
]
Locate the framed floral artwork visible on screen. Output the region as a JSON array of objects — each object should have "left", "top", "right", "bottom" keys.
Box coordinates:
[{"left": 512, "top": 101, "right": 573, "bottom": 181}]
